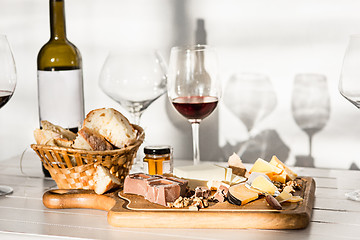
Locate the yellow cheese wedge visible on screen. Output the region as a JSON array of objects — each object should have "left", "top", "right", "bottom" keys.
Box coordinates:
[
  {"left": 269, "top": 155, "right": 297, "bottom": 181},
  {"left": 283, "top": 185, "right": 294, "bottom": 193},
  {"left": 251, "top": 175, "right": 278, "bottom": 195},
  {"left": 249, "top": 158, "right": 283, "bottom": 175},
  {"left": 286, "top": 196, "right": 303, "bottom": 203},
  {"left": 276, "top": 190, "right": 293, "bottom": 203},
  {"left": 228, "top": 184, "right": 259, "bottom": 206},
  {"left": 270, "top": 172, "right": 287, "bottom": 184}
]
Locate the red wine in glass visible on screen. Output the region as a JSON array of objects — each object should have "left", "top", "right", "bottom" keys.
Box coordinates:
[
  {"left": 0, "top": 90, "right": 14, "bottom": 109},
  {"left": 172, "top": 96, "right": 218, "bottom": 122}
]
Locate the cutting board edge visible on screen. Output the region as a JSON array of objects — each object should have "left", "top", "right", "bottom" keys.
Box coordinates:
[{"left": 107, "top": 209, "right": 311, "bottom": 229}]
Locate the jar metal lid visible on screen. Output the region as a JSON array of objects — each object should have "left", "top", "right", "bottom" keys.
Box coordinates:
[{"left": 144, "top": 145, "right": 171, "bottom": 155}]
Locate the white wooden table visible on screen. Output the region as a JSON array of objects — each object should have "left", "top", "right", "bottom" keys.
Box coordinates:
[{"left": 0, "top": 154, "right": 359, "bottom": 240}]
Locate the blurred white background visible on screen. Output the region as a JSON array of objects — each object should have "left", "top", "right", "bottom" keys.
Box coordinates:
[{"left": 0, "top": 0, "right": 360, "bottom": 170}]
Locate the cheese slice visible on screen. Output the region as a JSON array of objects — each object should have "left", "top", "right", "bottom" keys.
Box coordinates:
[
  {"left": 269, "top": 155, "right": 297, "bottom": 181},
  {"left": 251, "top": 175, "right": 278, "bottom": 195},
  {"left": 215, "top": 165, "right": 233, "bottom": 182},
  {"left": 270, "top": 172, "right": 287, "bottom": 184},
  {"left": 286, "top": 196, "right": 303, "bottom": 203},
  {"left": 276, "top": 190, "right": 293, "bottom": 203},
  {"left": 173, "top": 164, "right": 227, "bottom": 181},
  {"left": 185, "top": 178, "right": 208, "bottom": 190},
  {"left": 206, "top": 174, "right": 246, "bottom": 190},
  {"left": 230, "top": 174, "right": 247, "bottom": 185},
  {"left": 228, "top": 183, "right": 259, "bottom": 206},
  {"left": 249, "top": 158, "right": 283, "bottom": 175},
  {"left": 283, "top": 185, "right": 294, "bottom": 193}
]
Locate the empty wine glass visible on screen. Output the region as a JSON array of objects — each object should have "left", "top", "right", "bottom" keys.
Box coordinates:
[
  {"left": 291, "top": 74, "right": 330, "bottom": 163},
  {"left": 0, "top": 35, "right": 17, "bottom": 195},
  {"left": 338, "top": 35, "right": 360, "bottom": 196},
  {"left": 99, "top": 50, "right": 167, "bottom": 171},
  {"left": 167, "top": 45, "right": 221, "bottom": 165},
  {"left": 339, "top": 35, "right": 360, "bottom": 108}
]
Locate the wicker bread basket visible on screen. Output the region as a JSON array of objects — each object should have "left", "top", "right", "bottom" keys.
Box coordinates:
[{"left": 31, "top": 124, "right": 144, "bottom": 190}]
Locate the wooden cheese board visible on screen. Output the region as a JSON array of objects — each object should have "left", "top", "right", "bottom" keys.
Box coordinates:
[{"left": 43, "top": 177, "right": 315, "bottom": 229}]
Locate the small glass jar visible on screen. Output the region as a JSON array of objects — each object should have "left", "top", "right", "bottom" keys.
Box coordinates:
[{"left": 143, "top": 145, "right": 173, "bottom": 175}]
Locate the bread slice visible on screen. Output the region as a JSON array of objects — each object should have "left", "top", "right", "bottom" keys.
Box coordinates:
[
  {"left": 41, "top": 120, "right": 77, "bottom": 140},
  {"left": 82, "top": 108, "right": 136, "bottom": 148},
  {"left": 54, "top": 138, "right": 74, "bottom": 148},
  {"left": 34, "top": 129, "right": 60, "bottom": 146},
  {"left": 72, "top": 127, "right": 114, "bottom": 151},
  {"left": 72, "top": 134, "right": 92, "bottom": 151},
  {"left": 94, "top": 165, "right": 121, "bottom": 194}
]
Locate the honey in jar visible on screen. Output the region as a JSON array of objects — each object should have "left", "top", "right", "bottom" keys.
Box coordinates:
[{"left": 143, "top": 146, "right": 172, "bottom": 175}]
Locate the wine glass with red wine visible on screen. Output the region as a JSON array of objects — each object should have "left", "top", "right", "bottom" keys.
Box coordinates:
[
  {"left": 167, "top": 45, "right": 221, "bottom": 165},
  {"left": 0, "top": 34, "right": 17, "bottom": 195}
]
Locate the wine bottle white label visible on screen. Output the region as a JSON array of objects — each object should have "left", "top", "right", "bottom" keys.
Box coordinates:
[{"left": 38, "top": 69, "right": 84, "bottom": 129}]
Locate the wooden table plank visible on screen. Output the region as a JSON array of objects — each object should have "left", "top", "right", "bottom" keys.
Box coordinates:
[
  {"left": 314, "top": 197, "right": 360, "bottom": 212},
  {"left": 0, "top": 157, "right": 360, "bottom": 239},
  {"left": 312, "top": 209, "right": 360, "bottom": 226}
]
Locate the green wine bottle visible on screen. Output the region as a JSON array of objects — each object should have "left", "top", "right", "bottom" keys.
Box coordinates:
[
  {"left": 37, "top": 0, "right": 84, "bottom": 177},
  {"left": 37, "top": 0, "right": 84, "bottom": 134}
]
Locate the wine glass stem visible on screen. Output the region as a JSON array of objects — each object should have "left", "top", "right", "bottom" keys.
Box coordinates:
[
  {"left": 131, "top": 111, "right": 143, "bottom": 126},
  {"left": 130, "top": 111, "right": 143, "bottom": 170},
  {"left": 191, "top": 122, "right": 200, "bottom": 165},
  {"left": 308, "top": 134, "right": 313, "bottom": 158}
]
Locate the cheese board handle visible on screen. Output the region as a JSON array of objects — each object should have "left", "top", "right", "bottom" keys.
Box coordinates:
[{"left": 43, "top": 189, "right": 116, "bottom": 211}]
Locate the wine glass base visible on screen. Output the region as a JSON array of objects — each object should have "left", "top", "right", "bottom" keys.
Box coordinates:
[{"left": 0, "top": 185, "right": 13, "bottom": 196}]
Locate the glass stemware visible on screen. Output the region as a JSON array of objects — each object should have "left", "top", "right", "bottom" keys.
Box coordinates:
[
  {"left": 291, "top": 74, "right": 330, "bottom": 164},
  {"left": 339, "top": 35, "right": 360, "bottom": 108},
  {"left": 0, "top": 35, "right": 17, "bottom": 195},
  {"left": 99, "top": 50, "right": 167, "bottom": 171},
  {"left": 339, "top": 35, "right": 360, "bottom": 196},
  {"left": 167, "top": 45, "right": 221, "bottom": 165}
]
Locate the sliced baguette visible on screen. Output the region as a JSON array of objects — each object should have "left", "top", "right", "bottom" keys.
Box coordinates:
[
  {"left": 72, "top": 134, "right": 92, "bottom": 150},
  {"left": 72, "top": 127, "right": 114, "bottom": 151},
  {"left": 41, "top": 120, "right": 77, "bottom": 140},
  {"left": 82, "top": 108, "right": 136, "bottom": 148},
  {"left": 34, "top": 129, "right": 60, "bottom": 146},
  {"left": 94, "top": 165, "right": 120, "bottom": 194},
  {"left": 54, "top": 138, "right": 74, "bottom": 148}
]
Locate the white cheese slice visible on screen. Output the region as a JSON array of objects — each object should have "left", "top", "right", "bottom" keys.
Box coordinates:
[
  {"left": 230, "top": 174, "right": 247, "bottom": 185},
  {"left": 173, "top": 163, "right": 228, "bottom": 182},
  {"left": 214, "top": 164, "right": 233, "bottom": 182}
]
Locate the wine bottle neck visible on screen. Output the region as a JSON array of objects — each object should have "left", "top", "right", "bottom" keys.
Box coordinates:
[
  {"left": 195, "top": 51, "right": 205, "bottom": 69},
  {"left": 50, "top": 0, "right": 67, "bottom": 41}
]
